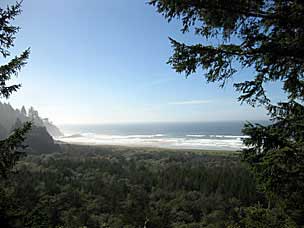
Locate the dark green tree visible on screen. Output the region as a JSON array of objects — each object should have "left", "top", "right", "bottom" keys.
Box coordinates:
[
  {"left": 150, "top": 0, "right": 304, "bottom": 226},
  {"left": 0, "top": 1, "right": 31, "bottom": 179},
  {"left": 0, "top": 2, "right": 31, "bottom": 227}
]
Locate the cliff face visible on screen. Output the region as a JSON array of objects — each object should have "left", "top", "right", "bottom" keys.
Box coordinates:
[
  {"left": 0, "top": 102, "right": 62, "bottom": 153},
  {"left": 0, "top": 103, "right": 27, "bottom": 134},
  {"left": 43, "top": 118, "right": 63, "bottom": 137}
]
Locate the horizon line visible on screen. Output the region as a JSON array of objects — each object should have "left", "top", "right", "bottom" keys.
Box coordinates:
[{"left": 57, "top": 119, "right": 269, "bottom": 126}]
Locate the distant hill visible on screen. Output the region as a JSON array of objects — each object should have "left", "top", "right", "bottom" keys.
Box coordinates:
[{"left": 0, "top": 102, "right": 62, "bottom": 153}]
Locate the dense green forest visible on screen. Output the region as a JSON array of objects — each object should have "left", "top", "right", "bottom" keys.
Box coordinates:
[
  {"left": 1, "top": 1, "right": 303, "bottom": 227},
  {"left": 1, "top": 145, "right": 263, "bottom": 228}
]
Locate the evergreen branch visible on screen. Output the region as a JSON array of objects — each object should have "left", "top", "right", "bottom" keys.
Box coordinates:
[
  {"left": 0, "top": 122, "right": 32, "bottom": 179},
  {"left": 0, "top": 48, "right": 30, "bottom": 98},
  {"left": 0, "top": 1, "right": 23, "bottom": 58}
]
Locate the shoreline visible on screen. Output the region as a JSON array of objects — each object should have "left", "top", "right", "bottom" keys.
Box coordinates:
[
  {"left": 56, "top": 136, "right": 244, "bottom": 151},
  {"left": 57, "top": 141, "right": 240, "bottom": 157}
]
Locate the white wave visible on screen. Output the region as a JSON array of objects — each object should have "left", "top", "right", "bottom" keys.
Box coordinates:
[
  {"left": 174, "top": 138, "right": 244, "bottom": 150},
  {"left": 58, "top": 133, "right": 246, "bottom": 151},
  {"left": 186, "top": 134, "right": 206, "bottom": 137},
  {"left": 61, "top": 133, "right": 84, "bottom": 138},
  {"left": 208, "top": 135, "right": 249, "bottom": 139},
  {"left": 223, "top": 135, "right": 250, "bottom": 139},
  {"left": 186, "top": 134, "right": 249, "bottom": 140}
]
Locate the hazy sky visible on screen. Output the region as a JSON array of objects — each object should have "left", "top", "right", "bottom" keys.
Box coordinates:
[{"left": 4, "top": 0, "right": 285, "bottom": 124}]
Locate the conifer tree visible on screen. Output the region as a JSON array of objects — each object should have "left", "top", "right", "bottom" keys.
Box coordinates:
[
  {"left": 21, "top": 105, "right": 26, "bottom": 116},
  {"left": 0, "top": 1, "right": 31, "bottom": 179},
  {"left": 150, "top": 0, "right": 304, "bottom": 226}
]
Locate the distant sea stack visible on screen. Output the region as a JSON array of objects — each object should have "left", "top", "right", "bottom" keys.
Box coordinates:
[
  {"left": 0, "top": 102, "right": 63, "bottom": 138},
  {"left": 0, "top": 102, "right": 62, "bottom": 153},
  {"left": 43, "top": 118, "right": 64, "bottom": 137}
]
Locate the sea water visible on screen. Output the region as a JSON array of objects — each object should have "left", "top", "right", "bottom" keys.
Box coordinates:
[{"left": 58, "top": 121, "right": 267, "bottom": 151}]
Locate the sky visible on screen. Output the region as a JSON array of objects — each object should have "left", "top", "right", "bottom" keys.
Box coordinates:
[{"left": 3, "top": 0, "right": 285, "bottom": 124}]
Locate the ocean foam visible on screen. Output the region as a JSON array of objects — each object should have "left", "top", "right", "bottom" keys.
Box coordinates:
[
  {"left": 186, "top": 134, "right": 206, "bottom": 138},
  {"left": 58, "top": 133, "right": 246, "bottom": 151}
]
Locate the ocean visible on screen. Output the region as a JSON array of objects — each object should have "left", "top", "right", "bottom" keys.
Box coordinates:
[{"left": 58, "top": 121, "right": 266, "bottom": 151}]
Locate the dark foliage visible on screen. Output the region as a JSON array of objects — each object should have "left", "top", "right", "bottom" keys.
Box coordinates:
[
  {"left": 0, "top": 1, "right": 30, "bottom": 99},
  {"left": 150, "top": 0, "right": 304, "bottom": 226},
  {"left": 149, "top": 0, "right": 304, "bottom": 105},
  {"left": 0, "top": 1, "right": 31, "bottom": 180},
  {"left": 0, "top": 122, "right": 31, "bottom": 178},
  {"left": 0, "top": 145, "right": 262, "bottom": 228}
]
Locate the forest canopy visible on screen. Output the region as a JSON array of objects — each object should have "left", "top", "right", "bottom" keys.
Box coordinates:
[{"left": 150, "top": 0, "right": 304, "bottom": 226}]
